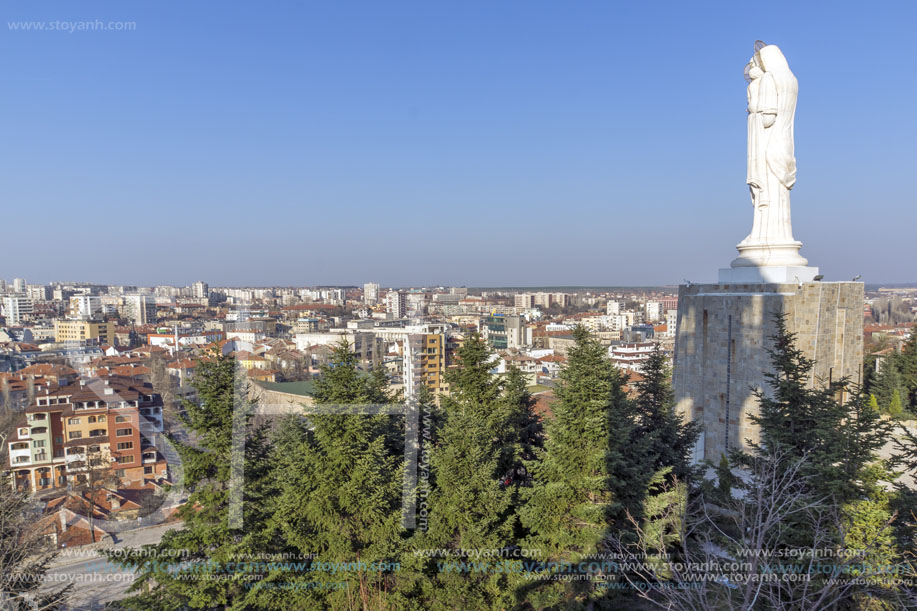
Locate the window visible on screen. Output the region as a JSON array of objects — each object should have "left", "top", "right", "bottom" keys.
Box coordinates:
[
  {"left": 98, "top": 416, "right": 106, "bottom": 423},
  {"left": 68, "top": 418, "right": 80, "bottom": 425},
  {"left": 68, "top": 431, "right": 82, "bottom": 439},
  {"left": 144, "top": 466, "right": 153, "bottom": 474},
  {"left": 115, "top": 469, "right": 126, "bottom": 478},
  {"left": 115, "top": 456, "right": 132, "bottom": 464},
  {"left": 115, "top": 416, "right": 129, "bottom": 423},
  {"left": 116, "top": 442, "right": 133, "bottom": 450},
  {"left": 18, "top": 428, "right": 28, "bottom": 437},
  {"left": 32, "top": 440, "right": 45, "bottom": 448},
  {"left": 116, "top": 428, "right": 131, "bottom": 437},
  {"left": 55, "top": 436, "right": 63, "bottom": 444},
  {"left": 88, "top": 416, "right": 96, "bottom": 424}
]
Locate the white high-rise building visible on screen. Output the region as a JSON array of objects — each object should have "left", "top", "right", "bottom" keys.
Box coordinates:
[
  {"left": 645, "top": 301, "right": 663, "bottom": 323},
  {"left": 27, "top": 285, "right": 51, "bottom": 301},
  {"left": 606, "top": 300, "right": 621, "bottom": 315},
  {"left": 327, "top": 288, "right": 346, "bottom": 305},
  {"left": 386, "top": 291, "right": 407, "bottom": 319},
  {"left": 2, "top": 296, "right": 33, "bottom": 325},
  {"left": 665, "top": 309, "right": 678, "bottom": 338},
  {"left": 192, "top": 281, "right": 209, "bottom": 299},
  {"left": 123, "top": 294, "right": 156, "bottom": 325},
  {"left": 363, "top": 282, "right": 380, "bottom": 305},
  {"left": 407, "top": 293, "right": 428, "bottom": 315},
  {"left": 69, "top": 295, "right": 102, "bottom": 320},
  {"left": 12, "top": 278, "right": 27, "bottom": 293}
]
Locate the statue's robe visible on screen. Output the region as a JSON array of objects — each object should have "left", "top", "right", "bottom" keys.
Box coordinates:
[{"left": 759, "top": 45, "right": 798, "bottom": 244}]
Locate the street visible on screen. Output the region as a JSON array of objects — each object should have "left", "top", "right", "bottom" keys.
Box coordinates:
[{"left": 41, "top": 522, "right": 183, "bottom": 610}]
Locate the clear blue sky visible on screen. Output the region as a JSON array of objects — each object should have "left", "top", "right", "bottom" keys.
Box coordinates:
[{"left": 1, "top": 1, "right": 914, "bottom": 287}]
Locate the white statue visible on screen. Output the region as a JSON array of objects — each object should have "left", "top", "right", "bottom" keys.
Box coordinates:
[{"left": 731, "top": 42, "right": 809, "bottom": 269}]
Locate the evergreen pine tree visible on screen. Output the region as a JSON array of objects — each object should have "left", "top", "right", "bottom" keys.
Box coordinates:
[
  {"left": 868, "top": 393, "right": 880, "bottom": 412},
  {"left": 744, "top": 314, "right": 851, "bottom": 504},
  {"left": 891, "top": 423, "right": 917, "bottom": 551},
  {"left": 737, "top": 315, "right": 902, "bottom": 605},
  {"left": 898, "top": 330, "right": 917, "bottom": 412},
  {"left": 839, "top": 388, "right": 893, "bottom": 494},
  {"left": 108, "top": 349, "right": 276, "bottom": 610},
  {"left": 519, "top": 326, "right": 643, "bottom": 608},
  {"left": 416, "top": 333, "right": 521, "bottom": 610},
  {"left": 889, "top": 390, "right": 904, "bottom": 417},
  {"left": 632, "top": 344, "right": 700, "bottom": 484},
  {"left": 493, "top": 365, "right": 543, "bottom": 488},
  {"left": 257, "top": 340, "right": 408, "bottom": 610},
  {"left": 873, "top": 358, "right": 904, "bottom": 414}
]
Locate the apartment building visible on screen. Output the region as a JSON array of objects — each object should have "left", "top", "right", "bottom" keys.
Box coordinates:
[
  {"left": 609, "top": 342, "right": 657, "bottom": 373},
  {"left": 6, "top": 377, "right": 166, "bottom": 493},
  {"left": 483, "top": 314, "right": 526, "bottom": 351},
  {"left": 514, "top": 294, "right": 535, "bottom": 309},
  {"left": 294, "top": 330, "right": 382, "bottom": 365},
  {"left": 387, "top": 291, "right": 407, "bottom": 318},
  {"left": 645, "top": 301, "right": 663, "bottom": 323},
  {"left": 54, "top": 320, "right": 115, "bottom": 345},
  {"left": 69, "top": 295, "right": 102, "bottom": 320},
  {"left": 403, "top": 332, "right": 448, "bottom": 398},
  {"left": 122, "top": 294, "right": 156, "bottom": 325},
  {"left": 2, "top": 296, "right": 33, "bottom": 325},
  {"left": 363, "top": 282, "right": 380, "bottom": 305},
  {"left": 192, "top": 281, "right": 209, "bottom": 299}
]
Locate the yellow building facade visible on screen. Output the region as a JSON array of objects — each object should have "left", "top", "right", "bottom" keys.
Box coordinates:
[{"left": 54, "top": 320, "right": 115, "bottom": 345}]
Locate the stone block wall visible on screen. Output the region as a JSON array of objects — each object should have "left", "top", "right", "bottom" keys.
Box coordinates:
[{"left": 672, "top": 281, "right": 863, "bottom": 462}]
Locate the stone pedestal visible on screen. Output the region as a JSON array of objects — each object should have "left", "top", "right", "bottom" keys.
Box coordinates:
[
  {"left": 718, "top": 265, "right": 819, "bottom": 284},
  {"left": 672, "top": 281, "right": 863, "bottom": 463}
]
